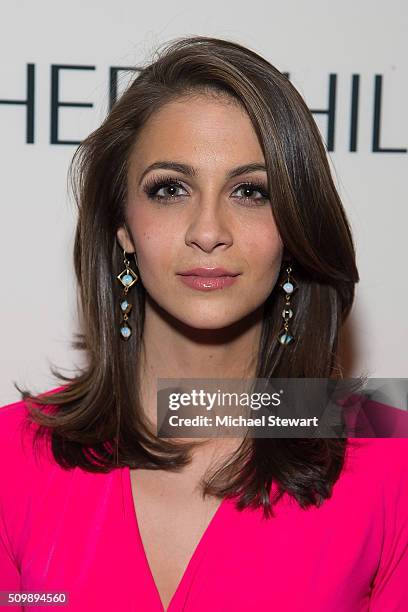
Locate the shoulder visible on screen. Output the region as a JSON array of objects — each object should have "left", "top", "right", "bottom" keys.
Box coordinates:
[
  {"left": 342, "top": 395, "right": 408, "bottom": 437},
  {"left": 346, "top": 436, "right": 408, "bottom": 465},
  {"left": 0, "top": 387, "right": 70, "bottom": 524},
  {"left": 0, "top": 397, "right": 33, "bottom": 462},
  {"left": 351, "top": 439, "right": 408, "bottom": 606},
  {"left": 0, "top": 397, "right": 27, "bottom": 429},
  {"left": 344, "top": 437, "right": 408, "bottom": 501},
  {"left": 0, "top": 389, "right": 65, "bottom": 568},
  {"left": 0, "top": 386, "right": 66, "bottom": 469}
]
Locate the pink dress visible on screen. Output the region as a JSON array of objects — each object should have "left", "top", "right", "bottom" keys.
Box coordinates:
[{"left": 0, "top": 389, "right": 407, "bottom": 611}]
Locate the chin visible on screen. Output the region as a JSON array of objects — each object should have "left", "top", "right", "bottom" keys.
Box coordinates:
[
  {"left": 147, "top": 292, "right": 256, "bottom": 330},
  {"left": 170, "top": 307, "right": 248, "bottom": 331},
  {"left": 182, "top": 318, "right": 237, "bottom": 330}
]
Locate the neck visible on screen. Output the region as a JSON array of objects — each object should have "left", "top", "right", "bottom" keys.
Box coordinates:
[{"left": 138, "top": 294, "right": 263, "bottom": 426}]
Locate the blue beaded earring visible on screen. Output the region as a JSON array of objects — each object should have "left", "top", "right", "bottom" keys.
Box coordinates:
[
  {"left": 278, "top": 265, "right": 296, "bottom": 345},
  {"left": 117, "top": 249, "right": 138, "bottom": 340}
]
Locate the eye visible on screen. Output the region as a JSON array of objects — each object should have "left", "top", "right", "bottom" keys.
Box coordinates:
[
  {"left": 232, "top": 182, "right": 270, "bottom": 205},
  {"left": 142, "top": 176, "right": 270, "bottom": 205},
  {"left": 143, "top": 176, "right": 189, "bottom": 201}
]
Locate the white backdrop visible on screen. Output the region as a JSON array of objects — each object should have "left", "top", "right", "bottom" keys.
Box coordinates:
[{"left": 0, "top": 0, "right": 406, "bottom": 405}]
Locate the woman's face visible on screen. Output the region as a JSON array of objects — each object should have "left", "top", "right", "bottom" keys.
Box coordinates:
[{"left": 117, "top": 93, "right": 283, "bottom": 330}]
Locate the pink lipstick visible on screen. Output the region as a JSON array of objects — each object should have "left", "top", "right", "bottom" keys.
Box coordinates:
[{"left": 177, "top": 267, "right": 241, "bottom": 292}]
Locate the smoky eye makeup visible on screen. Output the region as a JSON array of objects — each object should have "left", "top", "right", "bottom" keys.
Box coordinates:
[
  {"left": 141, "top": 174, "right": 270, "bottom": 204},
  {"left": 142, "top": 175, "right": 189, "bottom": 199}
]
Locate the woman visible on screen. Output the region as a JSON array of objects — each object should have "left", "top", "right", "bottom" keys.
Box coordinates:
[{"left": 0, "top": 36, "right": 407, "bottom": 611}]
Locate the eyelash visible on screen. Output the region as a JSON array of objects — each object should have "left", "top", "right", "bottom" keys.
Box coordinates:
[{"left": 142, "top": 175, "right": 270, "bottom": 205}]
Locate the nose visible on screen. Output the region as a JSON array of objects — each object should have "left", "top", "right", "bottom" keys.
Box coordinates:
[{"left": 184, "top": 194, "right": 233, "bottom": 253}]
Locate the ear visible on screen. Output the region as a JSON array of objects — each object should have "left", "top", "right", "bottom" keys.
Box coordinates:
[{"left": 116, "top": 225, "right": 135, "bottom": 253}]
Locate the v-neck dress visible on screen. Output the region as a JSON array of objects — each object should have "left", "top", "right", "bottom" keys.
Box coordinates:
[{"left": 0, "top": 392, "right": 408, "bottom": 611}]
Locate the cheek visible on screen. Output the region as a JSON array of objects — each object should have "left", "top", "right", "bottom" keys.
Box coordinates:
[
  {"left": 243, "top": 228, "right": 283, "bottom": 277},
  {"left": 137, "top": 236, "right": 171, "bottom": 275},
  {"left": 129, "top": 211, "right": 176, "bottom": 274}
]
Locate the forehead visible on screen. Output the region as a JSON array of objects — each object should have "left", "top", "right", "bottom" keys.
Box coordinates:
[{"left": 128, "top": 93, "right": 265, "bottom": 174}]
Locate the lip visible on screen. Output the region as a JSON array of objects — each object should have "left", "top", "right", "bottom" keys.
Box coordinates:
[
  {"left": 178, "top": 267, "right": 240, "bottom": 277},
  {"left": 178, "top": 275, "right": 239, "bottom": 291}
]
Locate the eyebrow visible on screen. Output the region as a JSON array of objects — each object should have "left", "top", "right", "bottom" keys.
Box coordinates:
[{"left": 139, "top": 161, "right": 267, "bottom": 184}]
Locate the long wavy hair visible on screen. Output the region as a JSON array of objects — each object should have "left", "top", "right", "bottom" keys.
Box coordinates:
[{"left": 17, "top": 35, "right": 360, "bottom": 518}]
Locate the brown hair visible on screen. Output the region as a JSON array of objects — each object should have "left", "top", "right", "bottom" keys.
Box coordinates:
[{"left": 17, "top": 35, "right": 360, "bottom": 518}]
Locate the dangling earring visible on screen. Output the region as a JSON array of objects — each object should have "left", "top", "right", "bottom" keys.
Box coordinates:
[
  {"left": 117, "top": 249, "right": 138, "bottom": 340},
  {"left": 277, "top": 265, "right": 296, "bottom": 345}
]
